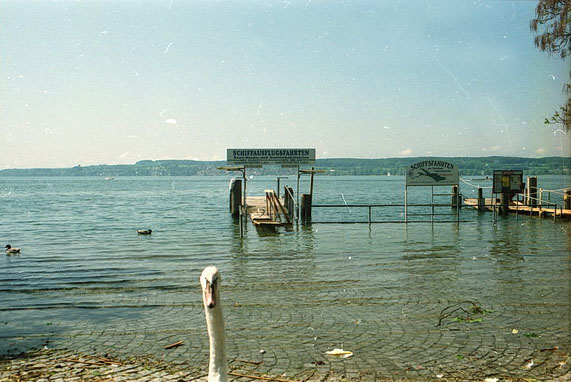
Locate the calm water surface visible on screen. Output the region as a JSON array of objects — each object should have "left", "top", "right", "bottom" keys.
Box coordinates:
[{"left": 0, "top": 176, "right": 569, "bottom": 377}]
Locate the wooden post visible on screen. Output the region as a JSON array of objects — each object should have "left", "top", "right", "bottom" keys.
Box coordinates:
[
  {"left": 300, "top": 194, "right": 312, "bottom": 224},
  {"left": 284, "top": 186, "right": 295, "bottom": 221},
  {"left": 477, "top": 187, "right": 484, "bottom": 211},
  {"left": 527, "top": 176, "right": 538, "bottom": 208},
  {"left": 565, "top": 190, "right": 571, "bottom": 210},
  {"left": 230, "top": 179, "right": 242, "bottom": 217},
  {"left": 500, "top": 192, "right": 509, "bottom": 216},
  {"left": 452, "top": 185, "right": 459, "bottom": 208}
]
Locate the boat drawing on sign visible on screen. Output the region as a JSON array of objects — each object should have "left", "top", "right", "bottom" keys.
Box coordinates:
[
  {"left": 409, "top": 167, "right": 446, "bottom": 183},
  {"left": 405, "top": 161, "right": 459, "bottom": 187}
]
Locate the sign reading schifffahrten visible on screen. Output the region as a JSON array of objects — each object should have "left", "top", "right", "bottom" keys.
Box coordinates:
[
  {"left": 406, "top": 160, "right": 459, "bottom": 186},
  {"left": 227, "top": 148, "right": 316, "bottom": 166}
]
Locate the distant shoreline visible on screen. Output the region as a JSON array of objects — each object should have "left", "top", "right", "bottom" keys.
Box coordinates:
[{"left": 0, "top": 156, "right": 569, "bottom": 177}]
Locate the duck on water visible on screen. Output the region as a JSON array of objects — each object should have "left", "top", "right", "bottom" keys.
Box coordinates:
[{"left": 5, "top": 245, "right": 21, "bottom": 255}]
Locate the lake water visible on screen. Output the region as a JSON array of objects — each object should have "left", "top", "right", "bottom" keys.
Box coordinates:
[{"left": 1, "top": 175, "right": 569, "bottom": 379}]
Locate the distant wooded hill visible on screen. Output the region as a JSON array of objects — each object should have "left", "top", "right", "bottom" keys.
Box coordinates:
[{"left": 0, "top": 157, "right": 569, "bottom": 177}]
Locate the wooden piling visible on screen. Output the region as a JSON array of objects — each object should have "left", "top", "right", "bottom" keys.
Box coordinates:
[
  {"left": 452, "top": 185, "right": 461, "bottom": 208},
  {"left": 527, "top": 176, "right": 538, "bottom": 207},
  {"left": 230, "top": 179, "right": 242, "bottom": 217},
  {"left": 499, "top": 193, "right": 509, "bottom": 216},
  {"left": 477, "top": 188, "right": 485, "bottom": 211},
  {"left": 284, "top": 187, "right": 295, "bottom": 221},
  {"left": 300, "top": 194, "right": 312, "bottom": 224}
]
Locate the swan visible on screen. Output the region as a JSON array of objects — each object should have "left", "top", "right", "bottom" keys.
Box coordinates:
[
  {"left": 200, "top": 266, "right": 228, "bottom": 382},
  {"left": 5, "top": 245, "right": 21, "bottom": 255},
  {"left": 136, "top": 229, "right": 152, "bottom": 235}
]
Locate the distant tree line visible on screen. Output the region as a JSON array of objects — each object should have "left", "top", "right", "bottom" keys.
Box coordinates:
[
  {"left": 0, "top": 157, "right": 569, "bottom": 177},
  {"left": 316, "top": 157, "right": 570, "bottom": 176}
]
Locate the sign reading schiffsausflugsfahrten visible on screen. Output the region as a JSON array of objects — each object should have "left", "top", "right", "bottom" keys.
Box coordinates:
[
  {"left": 406, "top": 160, "right": 459, "bottom": 186},
  {"left": 227, "top": 148, "right": 316, "bottom": 166}
]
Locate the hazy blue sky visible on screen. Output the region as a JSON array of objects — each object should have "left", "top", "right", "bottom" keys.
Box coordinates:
[{"left": 1, "top": 0, "right": 569, "bottom": 169}]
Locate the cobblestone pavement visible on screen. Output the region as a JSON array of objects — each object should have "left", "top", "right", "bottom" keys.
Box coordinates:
[
  {"left": 2, "top": 224, "right": 570, "bottom": 381},
  {"left": 2, "top": 271, "right": 571, "bottom": 380},
  {"left": 2, "top": 293, "right": 570, "bottom": 381},
  {"left": 1, "top": 348, "right": 569, "bottom": 382}
]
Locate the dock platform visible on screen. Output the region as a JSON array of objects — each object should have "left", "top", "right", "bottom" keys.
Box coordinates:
[
  {"left": 464, "top": 198, "right": 571, "bottom": 219},
  {"left": 246, "top": 190, "right": 292, "bottom": 227}
]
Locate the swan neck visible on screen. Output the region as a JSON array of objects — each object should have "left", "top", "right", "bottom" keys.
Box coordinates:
[{"left": 206, "top": 304, "right": 227, "bottom": 382}]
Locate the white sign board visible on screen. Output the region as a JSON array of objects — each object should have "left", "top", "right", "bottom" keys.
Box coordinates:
[
  {"left": 406, "top": 160, "right": 459, "bottom": 186},
  {"left": 227, "top": 148, "right": 315, "bottom": 166}
]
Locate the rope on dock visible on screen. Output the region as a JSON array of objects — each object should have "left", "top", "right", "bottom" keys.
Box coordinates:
[
  {"left": 460, "top": 178, "right": 493, "bottom": 189},
  {"left": 540, "top": 186, "right": 571, "bottom": 196}
]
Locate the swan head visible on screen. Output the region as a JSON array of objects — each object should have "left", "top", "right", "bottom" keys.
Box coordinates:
[{"left": 201, "top": 266, "right": 221, "bottom": 309}]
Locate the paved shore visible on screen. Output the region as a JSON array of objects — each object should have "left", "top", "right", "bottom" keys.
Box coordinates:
[{"left": 1, "top": 347, "right": 569, "bottom": 382}]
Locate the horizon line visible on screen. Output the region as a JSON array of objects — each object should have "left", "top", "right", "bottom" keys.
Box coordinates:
[{"left": 1, "top": 154, "right": 570, "bottom": 171}]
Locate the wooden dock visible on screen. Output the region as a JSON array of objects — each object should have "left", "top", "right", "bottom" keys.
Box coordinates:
[
  {"left": 246, "top": 190, "right": 292, "bottom": 227},
  {"left": 464, "top": 198, "right": 571, "bottom": 219}
]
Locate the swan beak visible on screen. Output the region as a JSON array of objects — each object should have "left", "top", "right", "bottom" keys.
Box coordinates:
[{"left": 204, "top": 281, "right": 216, "bottom": 309}]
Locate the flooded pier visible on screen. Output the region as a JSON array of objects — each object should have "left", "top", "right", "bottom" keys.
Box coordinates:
[{"left": 463, "top": 175, "right": 571, "bottom": 220}]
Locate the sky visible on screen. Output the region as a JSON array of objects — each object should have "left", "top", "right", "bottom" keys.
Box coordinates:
[{"left": 0, "top": 0, "right": 569, "bottom": 169}]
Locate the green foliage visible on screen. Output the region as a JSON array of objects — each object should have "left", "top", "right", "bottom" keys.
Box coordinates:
[
  {"left": 530, "top": 0, "right": 570, "bottom": 131},
  {"left": 530, "top": 0, "right": 570, "bottom": 59},
  {"left": 543, "top": 98, "right": 570, "bottom": 132}
]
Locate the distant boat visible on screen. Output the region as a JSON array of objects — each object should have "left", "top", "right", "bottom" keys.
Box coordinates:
[
  {"left": 105, "top": 177, "right": 115, "bottom": 180},
  {"left": 387, "top": 172, "right": 391, "bottom": 176}
]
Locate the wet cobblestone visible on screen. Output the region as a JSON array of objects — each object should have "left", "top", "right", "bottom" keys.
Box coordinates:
[
  {"left": 2, "top": 279, "right": 570, "bottom": 381},
  {"left": 1, "top": 347, "right": 569, "bottom": 381},
  {"left": 2, "top": 221, "right": 570, "bottom": 381}
]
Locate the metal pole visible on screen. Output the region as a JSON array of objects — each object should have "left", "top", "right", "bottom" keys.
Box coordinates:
[
  {"left": 243, "top": 167, "right": 247, "bottom": 235},
  {"left": 457, "top": 184, "right": 460, "bottom": 223},
  {"left": 431, "top": 185, "right": 434, "bottom": 224},
  {"left": 296, "top": 166, "right": 300, "bottom": 224},
  {"left": 309, "top": 167, "right": 315, "bottom": 196},
  {"left": 237, "top": 167, "right": 244, "bottom": 238},
  {"left": 405, "top": 186, "right": 408, "bottom": 223},
  {"left": 276, "top": 176, "right": 288, "bottom": 199},
  {"left": 493, "top": 194, "right": 497, "bottom": 224},
  {"left": 277, "top": 177, "right": 281, "bottom": 199}
]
